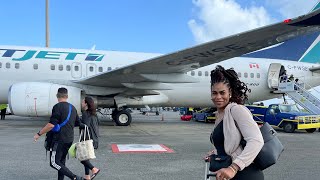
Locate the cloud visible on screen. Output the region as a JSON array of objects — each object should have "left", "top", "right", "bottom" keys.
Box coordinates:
[
  {"left": 266, "top": 0, "right": 318, "bottom": 18},
  {"left": 188, "top": 0, "right": 274, "bottom": 44},
  {"left": 188, "top": 0, "right": 318, "bottom": 44}
]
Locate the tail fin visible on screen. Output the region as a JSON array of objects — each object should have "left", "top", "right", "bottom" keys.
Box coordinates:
[
  {"left": 242, "top": 1, "right": 320, "bottom": 63},
  {"left": 311, "top": 1, "right": 320, "bottom": 12}
]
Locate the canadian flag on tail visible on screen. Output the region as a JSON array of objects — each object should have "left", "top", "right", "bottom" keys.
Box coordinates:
[{"left": 249, "top": 63, "right": 259, "bottom": 69}]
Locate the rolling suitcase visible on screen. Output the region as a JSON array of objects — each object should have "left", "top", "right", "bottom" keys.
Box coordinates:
[{"left": 204, "top": 158, "right": 216, "bottom": 180}]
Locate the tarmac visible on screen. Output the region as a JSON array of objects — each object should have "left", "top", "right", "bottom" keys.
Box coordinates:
[{"left": 0, "top": 111, "right": 320, "bottom": 180}]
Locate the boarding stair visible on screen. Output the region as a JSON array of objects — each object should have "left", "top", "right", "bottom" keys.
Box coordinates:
[{"left": 276, "top": 80, "right": 320, "bottom": 114}]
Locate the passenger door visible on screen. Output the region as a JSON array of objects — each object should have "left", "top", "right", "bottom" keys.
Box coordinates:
[{"left": 267, "top": 63, "right": 282, "bottom": 89}]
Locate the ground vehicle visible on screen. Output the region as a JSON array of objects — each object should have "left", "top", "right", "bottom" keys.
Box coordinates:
[
  {"left": 140, "top": 107, "right": 162, "bottom": 115},
  {"left": 193, "top": 108, "right": 216, "bottom": 123},
  {"left": 179, "top": 107, "right": 194, "bottom": 121},
  {"left": 246, "top": 104, "right": 320, "bottom": 133}
]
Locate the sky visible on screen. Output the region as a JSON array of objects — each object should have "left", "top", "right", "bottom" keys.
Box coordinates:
[
  {"left": 0, "top": 0, "right": 319, "bottom": 105},
  {"left": 0, "top": 0, "right": 318, "bottom": 54}
]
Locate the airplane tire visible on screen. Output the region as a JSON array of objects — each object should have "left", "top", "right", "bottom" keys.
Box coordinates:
[
  {"left": 283, "top": 122, "right": 295, "bottom": 133},
  {"left": 306, "top": 128, "right": 316, "bottom": 133},
  {"left": 114, "top": 110, "right": 132, "bottom": 126}
]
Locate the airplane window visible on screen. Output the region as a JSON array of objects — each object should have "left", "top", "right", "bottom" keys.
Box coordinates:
[
  {"left": 50, "top": 64, "right": 55, "bottom": 70},
  {"left": 191, "top": 71, "right": 195, "bottom": 76},
  {"left": 99, "top": 67, "right": 103, "bottom": 72},
  {"left": 198, "top": 71, "right": 202, "bottom": 76},
  {"left": 74, "top": 65, "right": 79, "bottom": 71},
  {"left": 244, "top": 72, "right": 248, "bottom": 78},
  {"left": 66, "top": 65, "right": 71, "bottom": 71},
  {"left": 0, "top": 62, "right": 2, "bottom": 68},
  {"left": 89, "top": 66, "right": 94, "bottom": 72},
  {"left": 107, "top": 67, "right": 112, "bottom": 71},
  {"left": 15, "top": 63, "right": 20, "bottom": 69},
  {"left": 58, "top": 65, "right": 63, "bottom": 71},
  {"left": 205, "top": 71, "right": 209, "bottom": 76},
  {"left": 6, "top": 63, "right": 10, "bottom": 69},
  {"left": 257, "top": 73, "right": 260, "bottom": 78},
  {"left": 237, "top": 72, "right": 241, "bottom": 77},
  {"left": 250, "top": 73, "right": 254, "bottom": 78}
]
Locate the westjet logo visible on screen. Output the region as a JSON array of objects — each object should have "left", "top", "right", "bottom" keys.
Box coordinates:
[
  {"left": 0, "top": 49, "right": 105, "bottom": 61},
  {"left": 249, "top": 63, "right": 259, "bottom": 69}
]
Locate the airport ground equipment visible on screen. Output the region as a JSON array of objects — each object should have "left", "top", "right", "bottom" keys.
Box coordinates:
[
  {"left": 276, "top": 80, "right": 320, "bottom": 114},
  {"left": 193, "top": 107, "right": 216, "bottom": 123},
  {"left": 246, "top": 104, "right": 320, "bottom": 133},
  {"left": 180, "top": 114, "right": 192, "bottom": 121}
]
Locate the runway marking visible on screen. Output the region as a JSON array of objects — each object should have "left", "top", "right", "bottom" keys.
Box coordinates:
[{"left": 111, "top": 144, "right": 174, "bottom": 153}]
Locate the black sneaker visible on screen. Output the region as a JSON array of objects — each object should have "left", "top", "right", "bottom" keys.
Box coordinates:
[{"left": 75, "top": 175, "right": 84, "bottom": 180}]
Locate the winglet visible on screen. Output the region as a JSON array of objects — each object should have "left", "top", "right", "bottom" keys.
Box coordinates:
[{"left": 311, "top": 1, "right": 320, "bottom": 12}]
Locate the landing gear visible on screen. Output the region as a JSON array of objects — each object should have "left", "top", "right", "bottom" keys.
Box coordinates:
[{"left": 112, "top": 109, "right": 132, "bottom": 126}]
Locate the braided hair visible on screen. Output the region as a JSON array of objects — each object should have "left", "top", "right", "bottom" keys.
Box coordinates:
[{"left": 210, "top": 65, "right": 250, "bottom": 105}]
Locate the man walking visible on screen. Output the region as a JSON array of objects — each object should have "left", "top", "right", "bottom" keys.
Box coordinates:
[{"left": 34, "top": 87, "right": 84, "bottom": 180}]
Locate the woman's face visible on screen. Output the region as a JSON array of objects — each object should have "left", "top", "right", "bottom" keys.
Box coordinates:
[
  {"left": 81, "top": 99, "right": 87, "bottom": 110},
  {"left": 211, "top": 82, "right": 231, "bottom": 111}
]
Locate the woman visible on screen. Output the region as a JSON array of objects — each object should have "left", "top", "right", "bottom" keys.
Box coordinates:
[
  {"left": 209, "top": 65, "right": 264, "bottom": 180},
  {"left": 80, "top": 96, "right": 100, "bottom": 180}
]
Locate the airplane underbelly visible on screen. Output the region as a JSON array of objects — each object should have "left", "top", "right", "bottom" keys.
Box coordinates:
[{"left": 160, "top": 84, "right": 212, "bottom": 107}]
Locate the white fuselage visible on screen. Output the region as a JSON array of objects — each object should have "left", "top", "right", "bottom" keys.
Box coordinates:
[{"left": 0, "top": 46, "right": 319, "bottom": 107}]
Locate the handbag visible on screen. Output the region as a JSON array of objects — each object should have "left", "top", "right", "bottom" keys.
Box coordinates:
[
  {"left": 209, "top": 154, "right": 232, "bottom": 172},
  {"left": 237, "top": 122, "right": 284, "bottom": 170},
  {"left": 253, "top": 122, "right": 284, "bottom": 170},
  {"left": 68, "top": 143, "right": 77, "bottom": 158},
  {"left": 231, "top": 106, "right": 284, "bottom": 170},
  {"left": 76, "top": 125, "right": 96, "bottom": 161}
]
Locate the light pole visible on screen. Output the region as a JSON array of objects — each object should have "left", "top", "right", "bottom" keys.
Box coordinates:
[{"left": 46, "top": 0, "right": 50, "bottom": 47}]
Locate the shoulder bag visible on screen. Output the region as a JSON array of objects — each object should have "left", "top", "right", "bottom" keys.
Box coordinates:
[{"left": 76, "top": 125, "right": 96, "bottom": 161}]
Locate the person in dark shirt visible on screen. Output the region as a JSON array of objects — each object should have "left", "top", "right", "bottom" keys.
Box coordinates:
[
  {"left": 34, "top": 87, "right": 85, "bottom": 180},
  {"left": 80, "top": 96, "right": 100, "bottom": 180}
]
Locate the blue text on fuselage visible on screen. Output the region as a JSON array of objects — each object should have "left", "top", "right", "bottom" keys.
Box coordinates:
[{"left": 0, "top": 49, "right": 104, "bottom": 61}]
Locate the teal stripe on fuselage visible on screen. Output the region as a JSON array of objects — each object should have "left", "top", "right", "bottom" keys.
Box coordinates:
[{"left": 300, "top": 43, "right": 320, "bottom": 63}]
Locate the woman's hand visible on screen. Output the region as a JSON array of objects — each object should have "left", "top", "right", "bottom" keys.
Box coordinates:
[{"left": 215, "top": 167, "right": 237, "bottom": 180}]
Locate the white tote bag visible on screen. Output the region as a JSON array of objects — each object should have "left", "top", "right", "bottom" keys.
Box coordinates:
[{"left": 76, "top": 126, "right": 96, "bottom": 161}]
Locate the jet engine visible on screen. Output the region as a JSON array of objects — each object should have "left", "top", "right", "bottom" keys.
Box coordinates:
[{"left": 8, "top": 82, "right": 82, "bottom": 116}]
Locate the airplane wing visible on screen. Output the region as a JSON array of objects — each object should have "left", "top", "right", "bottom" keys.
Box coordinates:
[{"left": 75, "top": 9, "right": 320, "bottom": 88}]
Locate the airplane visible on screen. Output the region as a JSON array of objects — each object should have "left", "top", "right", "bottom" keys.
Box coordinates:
[{"left": 1, "top": 4, "right": 320, "bottom": 126}]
